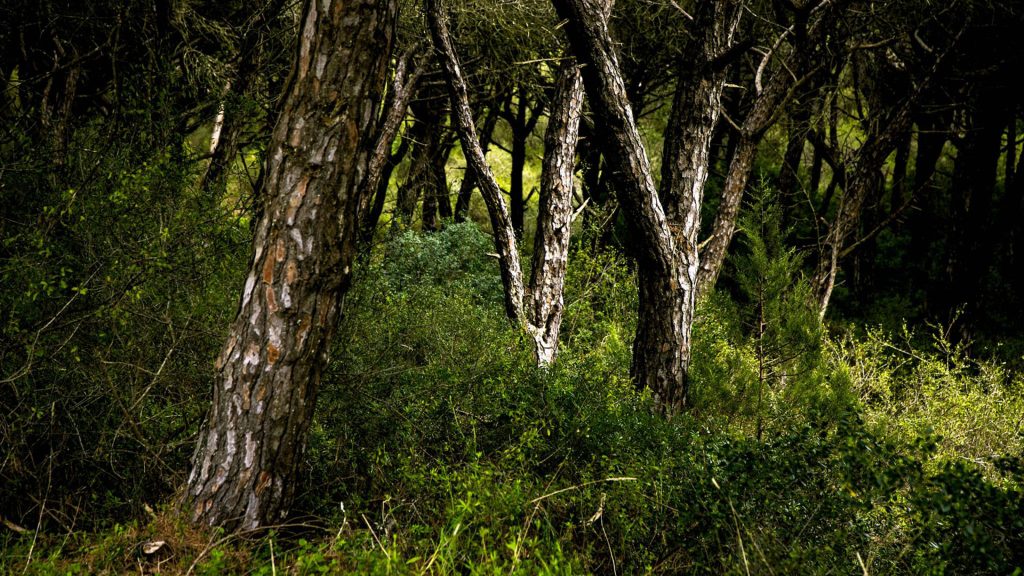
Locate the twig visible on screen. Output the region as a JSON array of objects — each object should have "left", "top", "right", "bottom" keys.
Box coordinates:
[
  {"left": 361, "top": 513, "right": 389, "bottom": 560},
  {"left": 528, "top": 477, "right": 637, "bottom": 504}
]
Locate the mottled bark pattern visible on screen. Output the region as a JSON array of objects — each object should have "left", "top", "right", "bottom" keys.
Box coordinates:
[
  {"left": 185, "top": 0, "right": 397, "bottom": 531},
  {"left": 428, "top": 0, "right": 526, "bottom": 323},
  {"left": 553, "top": 0, "right": 690, "bottom": 413},
  {"left": 658, "top": 0, "right": 741, "bottom": 369},
  {"left": 527, "top": 62, "right": 585, "bottom": 365},
  {"left": 358, "top": 47, "right": 423, "bottom": 236}
]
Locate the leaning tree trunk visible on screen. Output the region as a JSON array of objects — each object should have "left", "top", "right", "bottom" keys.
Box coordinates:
[
  {"left": 185, "top": 0, "right": 397, "bottom": 532},
  {"left": 428, "top": 0, "right": 526, "bottom": 323},
  {"left": 553, "top": 0, "right": 690, "bottom": 414},
  {"left": 358, "top": 46, "right": 424, "bottom": 242}
]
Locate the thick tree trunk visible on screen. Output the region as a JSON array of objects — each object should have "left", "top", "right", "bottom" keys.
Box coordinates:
[
  {"left": 428, "top": 0, "right": 526, "bottom": 324},
  {"left": 553, "top": 0, "right": 690, "bottom": 413},
  {"left": 185, "top": 0, "right": 397, "bottom": 532},
  {"left": 528, "top": 62, "right": 585, "bottom": 365}
]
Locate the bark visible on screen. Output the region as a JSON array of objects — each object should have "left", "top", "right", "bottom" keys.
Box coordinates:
[
  {"left": 943, "top": 95, "right": 1003, "bottom": 321},
  {"left": 392, "top": 112, "right": 431, "bottom": 228},
  {"left": 776, "top": 104, "right": 811, "bottom": 203},
  {"left": 528, "top": 62, "right": 585, "bottom": 365},
  {"left": 358, "top": 46, "right": 424, "bottom": 239},
  {"left": 428, "top": 0, "right": 526, "bottom": 324},
  {"left": 657, "top": 0, "right": 741, "bottom": 379},
  {"left": 185, "top": 0, "right": 397, "bottom": 532},
  {"left": 421, "top": 126, "right": 455, "bottom": 231},
  {"left": 454, "top": 97, "right": 502, "bottom": 222},
  {"left": 697, "top": 135, "right": 758, "bottom": 297},
  {"left": 890, "top": 130, "right": 911, "bottom": 214},
  {"left": 553, "top": 0, "right": 690, "bottom": 413}
]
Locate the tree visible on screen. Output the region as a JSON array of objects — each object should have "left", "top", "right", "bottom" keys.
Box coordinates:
[
  {"left": 184, "top": 0, "right": 398, "bottom": 531},
  {"left": 552, "top": 0, "right": 692, "bottom": 412},
  {"left": 428, "top": 0, "right": 584, "bottom": 365}
]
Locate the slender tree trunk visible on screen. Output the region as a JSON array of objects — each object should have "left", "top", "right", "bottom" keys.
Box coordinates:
[
  {"left": 697, "top": 135, "right": 758, "bottom": 296},
  {"left": 431, "top": 0, "right": 583, "bottom": 364},
  {"left": 695, "top": 52, "right": 802, "bottom": 298},
  {"left": 776, "top": 100, "right": 812, "bottom": 206},
  {"left": 393, "top": 113, "right": 430, "bottom": 229},
  {"left": 428, "top": 0, "right": 526, "bottom": 324},
  {"left": 358, "top": 46, "right": 424, "bottom": 240},
  {"left": 454, "top": 98, "right": 501, "bottom": 221},
  {"left": 658, "top": 0, "right": 740, "bottom": 379},
  {"left": 528, "top": 62, "right": 585, "bottom": 365},
  {"left": 422, "top": 128, "right": 455, "bottom": 231},
  {"left": 812, "top": 107, "right": 914, "bottom": 316},
  {"left": 362, "top": 135, "right": 410, "bottom": 244},
  {"left": 185, "top": 0, "right": 397, "bottom": 532},
  {"left": 553, "top": 0, "right": 690, "bottom": 413},
  {"left": 943, "top": 96, "right": 1003, "bottom": 324}
]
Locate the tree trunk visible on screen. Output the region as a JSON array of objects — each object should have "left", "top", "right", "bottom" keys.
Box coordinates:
[
  {"left": 657, "top": 0, "right": 740, "bottom": 382},
  {"left": 428, "top": 0, "right": 526, "bottom": 324},
  {"left": 431, "top": 0, "right": 583, "bottom": 364},
  {"left": 393, "top": 95, "right": 448, "bottom": 231},
  {"left": 528, "top": 62, "right": 585, "bottom": 365},
  {"left": 552, "top": 0, "right": 690, "bottom": 414},
  {"left": 697, "top": 135, "right": 758, "bottom": 297},
  {"left": 358, "top": 46, "right": 424, "bottom": 240},
  {"left": 454, "top": 98, "right": 501, "bottom": 222},
  {"left": 812, "top": 106, "right": 914, "bottom": 316},
  {"left": 185, "top": 0, "right": 397, "bottom": 532}
]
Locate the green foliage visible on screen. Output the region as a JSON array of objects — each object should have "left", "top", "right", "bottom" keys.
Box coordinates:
[{"left": 4, "top": 224, "right": 1024, "bottom": 574}]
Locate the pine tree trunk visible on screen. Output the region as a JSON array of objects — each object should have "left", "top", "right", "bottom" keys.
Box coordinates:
[
  {"left": 454, "top": 100, "right": 501, "bottom": 222},
  {"left": 527, "top": 61, "right": 585, "bottom": 365},
  {"left": 428, "top": 0, "right": 526, "bottom": 324},
  {"left": 659, "top": 0, "right": 740, "bottom": 325},
  {"left": 553, "top": 0, "right": 690, "bottom": 413},
  {"left": 185, "top": 0, "right": 397, "bottom": 532}
]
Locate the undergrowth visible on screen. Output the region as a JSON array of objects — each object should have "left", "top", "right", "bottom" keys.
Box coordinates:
[{"left": 2, "top": 223, "right": 1022, "bottom": 574}]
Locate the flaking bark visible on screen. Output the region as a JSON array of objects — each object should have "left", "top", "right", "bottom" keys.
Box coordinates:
[
  {"left": 552, "top": 0, "right": 690, "bottom": 413},
  {"left": 185, "top": 0, "right": 398, "bottom": 532}
]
